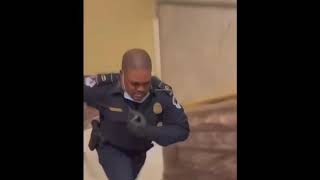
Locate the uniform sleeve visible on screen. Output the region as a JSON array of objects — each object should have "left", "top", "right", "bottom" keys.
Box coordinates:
[
  {"left": 96, "top": 73, "right": 119, "bottom": 87},
  {"left": 145, "top": 94, "right": 190, "bottom": 146},
  {"left": 83, "top": 77, "right": 107, "bottom": 109}
]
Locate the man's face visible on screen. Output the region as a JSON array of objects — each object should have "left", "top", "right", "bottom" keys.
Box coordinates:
[{"left": 122, "top": 69, "right": 152, "bottom": 102}]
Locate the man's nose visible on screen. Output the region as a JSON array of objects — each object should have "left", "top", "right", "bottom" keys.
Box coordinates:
[{"left": 137, "top": 85, "right": 146, "bottom": 92}]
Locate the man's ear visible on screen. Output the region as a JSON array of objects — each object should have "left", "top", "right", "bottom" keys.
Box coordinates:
[
  {"left": 120, "top": 70, "right": 124, "bottom": 80},
  {"left": 120, "top": 70, "right": 125, "bottom": 90}
]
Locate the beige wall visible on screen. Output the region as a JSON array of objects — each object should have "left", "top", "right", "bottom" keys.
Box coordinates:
[
  {"left": 84, "top": 0, "right": 156, "bottom": 75},
  {"left": 84, "top": 1, "right": 162, "bottom": 180},
  {"left": 158, "top": 0, "right": 237, "bottom": 104}
]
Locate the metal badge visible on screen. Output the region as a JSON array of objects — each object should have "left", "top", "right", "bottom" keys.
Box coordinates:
[{"left": 153, "top": 102, "right": 162, "bottom": 114}]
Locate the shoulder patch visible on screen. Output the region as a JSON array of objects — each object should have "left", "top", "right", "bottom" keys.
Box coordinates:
[
  {"left": 172, "top": 95, "right": 182, "bottom": 109},
  {"left": 84, "top": 76, "right": 97, "bottom": 87},
  {"left": 151, "top": 76, "right": 173, "bottom": 96}
]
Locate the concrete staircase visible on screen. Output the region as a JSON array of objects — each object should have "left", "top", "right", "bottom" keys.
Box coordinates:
[{"left": 163, "top": 98, "right": 237, "bottom": 180}]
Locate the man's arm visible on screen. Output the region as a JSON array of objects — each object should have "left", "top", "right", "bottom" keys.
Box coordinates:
[
  {"left": 85, "top": 73, "right": 120, "bottom": 87},
  {"left": 128, "top": 92, "right": 190, "bottom": 146},
  {"left": 146, "top": 94, "right": 190, "bottom": 146},
  {"left": 83, "top": 76, "right": 108, "bottom": 109}
]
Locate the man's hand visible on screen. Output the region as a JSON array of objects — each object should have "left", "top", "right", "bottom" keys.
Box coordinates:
[{"left": 127, "top": 109, "right": 148, "bottom": 138}]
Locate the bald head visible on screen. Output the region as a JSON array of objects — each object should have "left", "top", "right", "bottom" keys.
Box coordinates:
[
  {"left": 121, "top": 48, "right": 152, "bottom": 72},
  {"left": 120, "top": 49, "right": 152, "bottom": 102}
]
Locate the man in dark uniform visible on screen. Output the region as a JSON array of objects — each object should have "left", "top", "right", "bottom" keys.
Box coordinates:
[{"left": 84, "top": 48, "right": 190, "bottom": 180}]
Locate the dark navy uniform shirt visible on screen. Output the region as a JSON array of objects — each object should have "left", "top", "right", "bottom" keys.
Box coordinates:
[{"left": 84, "top": 73, "right": 190, "bottom": 152}]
